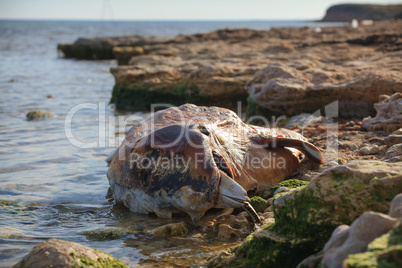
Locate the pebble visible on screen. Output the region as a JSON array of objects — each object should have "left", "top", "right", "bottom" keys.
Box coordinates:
[{"left": 358, "top": 145, "right": 380, "bottom": 155}]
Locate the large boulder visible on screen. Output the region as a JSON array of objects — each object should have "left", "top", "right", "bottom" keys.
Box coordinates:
[
  {"left": 209, "top": 161, "right": 402, "bottom": 268},
  {"left": 362, "top": 93, "right": 402, "bottom": 133},
  {"left": 13, "top": 238, "right": 127, "bottom": 268},
  {"left": 245, "top": 60, "right": 402, "bottom": 118}
]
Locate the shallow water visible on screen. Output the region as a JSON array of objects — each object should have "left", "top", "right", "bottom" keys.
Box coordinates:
[{"left": 0, "top": 20, "right": 341, "bottom": 267}]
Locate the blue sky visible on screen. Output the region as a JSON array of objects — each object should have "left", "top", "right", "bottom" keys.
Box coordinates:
[{"left": 0, "top": 0, "right": 401, "bottom": 20}]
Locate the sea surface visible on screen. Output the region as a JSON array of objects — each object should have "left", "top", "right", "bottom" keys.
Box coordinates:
[{"left": 0, "top": 20, "right": 342, "bottom": 267}]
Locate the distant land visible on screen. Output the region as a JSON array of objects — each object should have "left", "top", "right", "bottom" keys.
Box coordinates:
[{"left": 322, "top": 4, "right": 402, "bottom": 22}]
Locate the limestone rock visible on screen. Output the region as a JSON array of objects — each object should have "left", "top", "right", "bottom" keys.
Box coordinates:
[
  {"left": 113, "top": 46, "right": 144, "bottom": 65},
  {"left": 382, "top": 143, "right": 402, "bottom": 163},
  {"left": 245, "top": 63, "right": 402, "bottom": 118},
  {"left": 362, "top": 93, "right": 402, "bottom": 133},
  {"left": 285, "top": 113, "right": 323, "bottom": 128},
  {"left": 13, "top": 238, "right": 127, "bottom": 268}
]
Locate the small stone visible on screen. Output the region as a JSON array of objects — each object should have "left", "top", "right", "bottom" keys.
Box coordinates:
[
  {"left": 359, "top": 144, "right": 380, "bottom": 155},
  {"left": 285, "top": 113, "right": 322, "bottom": 128},
  {"left": 349, "top": 144, "right": 359, "bottom": 151}
]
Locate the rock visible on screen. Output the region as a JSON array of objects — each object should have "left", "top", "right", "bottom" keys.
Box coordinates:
[
  {"left": 382, "top": 143, "right": 402, "bottom": 163},
  {"left": 345, "top": 221, "right": 402, "bottom": 268},
  {"left": 358, "top": 144, "right": 380, "bottom": 155},
  {"left": 113, "top": 46, "right": 144, "bottom": 65},
  {"left": 385, "top": 134, "right": 402, "bottom": 147},
  {"left": 110, "top": 56, "right": 252, "bottom": 110},
  {"left": 26, "top": 110, "right": 56, "bottom": 121},
  {"left": 321, "top": 4, "right": 402, "bottom": 22},
  {"left": 322, "top": 212, "right": 397, "bottom": 268},
  {"left": 389, "top": 193, "right": 402, "bottom": 219},
  {"left": 216, "top": 160, "right": 402, "bottom": 268},
  {"left": 362, "top": 93, "right": 402, "bottom": 133},
  {"left": 149, "top": 222, "right": 189, "bottom": 238},
  {"left": 245, "top": 63, "right": 402, "bottom": 118},
  {"left": 285, "top": 113, "right": 323, "bottom": 128},
  {"left": 261, "top": 179, "right": 309, "bottom": 199},
  {"left": 13, "top": 238, "right": 127, "bottom": 268},
  {"left": 249, "top": 196, "right": 268, "bottom": 213}
]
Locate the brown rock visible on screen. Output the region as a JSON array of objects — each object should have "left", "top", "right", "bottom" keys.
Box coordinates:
[
  {"left": 149, "top": 222, "right": 189, "bottom": 238},
  {"left": 13, "top": 238, "right": 127, "bottom": 268},
  {"left": 362, "top": 93, "right": 402, "bottom": 133}
]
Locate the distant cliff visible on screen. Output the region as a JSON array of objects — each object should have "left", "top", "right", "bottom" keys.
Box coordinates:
[{"left": 322, "top": 4, "right": 402, "bottom": 22}]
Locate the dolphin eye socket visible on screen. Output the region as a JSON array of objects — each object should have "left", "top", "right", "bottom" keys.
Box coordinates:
[{"left": 197, "top": 124, "right": 210, "bottom": 136}]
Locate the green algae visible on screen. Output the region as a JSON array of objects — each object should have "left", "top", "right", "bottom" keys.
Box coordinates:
[
  {"left": 261, "top": 179, "right": 309, "bottom": 199},
  {"left": 57, "top": 44, "right": 114, "bottom": 60},
  {"left": 70, "top": 251, "right": 128, "bottom": 268}
]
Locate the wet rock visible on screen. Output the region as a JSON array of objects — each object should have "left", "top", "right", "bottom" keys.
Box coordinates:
[
  {"left": 382, "top": 144, "right": 402, "bottom": 163},
  {"left": 149, "top": 222, "right": 189, "bottom": 238},
  {"left": 217, "top": 160, "right": 402, "bottom": 268},
  {"left": 13, "top": 238, "right": 127, "bottom": 268},
  {"left": 322, "top": 212, "right": 397, "bottom": 268},
  {"left": 26, "top": 110, "right": 55, "bottom": 121},
  {"left": 362, "top": 93, "right": 402, "bottom": 133},
  {"left": 358, "top": 144, "right": 380, "bottom": 155},
  {"left": 81, "top": 228, "right": 128, "bottom": 241}
]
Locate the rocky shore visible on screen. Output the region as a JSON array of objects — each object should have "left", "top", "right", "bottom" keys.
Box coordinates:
[
  {"left": 25, "top": 20, "right": 402, "bottom": 267},
  {"left": 59, "top": 20, "right": 402, "bottom": 116}
]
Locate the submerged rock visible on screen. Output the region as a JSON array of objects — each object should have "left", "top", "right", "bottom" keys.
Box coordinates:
[
  {"left": 362, "top": 93, "right": 402, "bottom": 133},
  {"left": 13, "top": 238, "right": 127, "bottom": 268},
  {"left": 26, "top": 110, "right": 55, "bottom": 121},
  {"left": 209, "top": 160, "right": 402, "bottom": 268},
  {"left": 148, "top": 222, "right": 189, "bottom": 238}
]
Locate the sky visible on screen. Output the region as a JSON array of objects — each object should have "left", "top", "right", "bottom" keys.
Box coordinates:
[{"left": 0, "top": 0, "right": 401, "bottom": 21}]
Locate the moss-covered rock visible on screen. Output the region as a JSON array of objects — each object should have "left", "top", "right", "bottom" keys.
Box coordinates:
[
  {"left": 249, "top": 196, "right": 268, "bottom": 213},
  {"left": 148, "top": 222, "right": 189, "bottom": 238},
  {"left": 113, "top": 46, "right": 144, "bottom": 65},
  {"left": 219, "top": 161, "right": 402, "bottom": 268},
  {"left": 346, "top": 222, "right": 402, "bottom": 268},
  {"left": 261, "top": 179, "right": 309, "bottom": 199},
  {"left": 110, "top": 83, "right": 198, "bottom": 111},
  {"left": 13, "top": 238, "right": 127, "bottom": 268}
]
